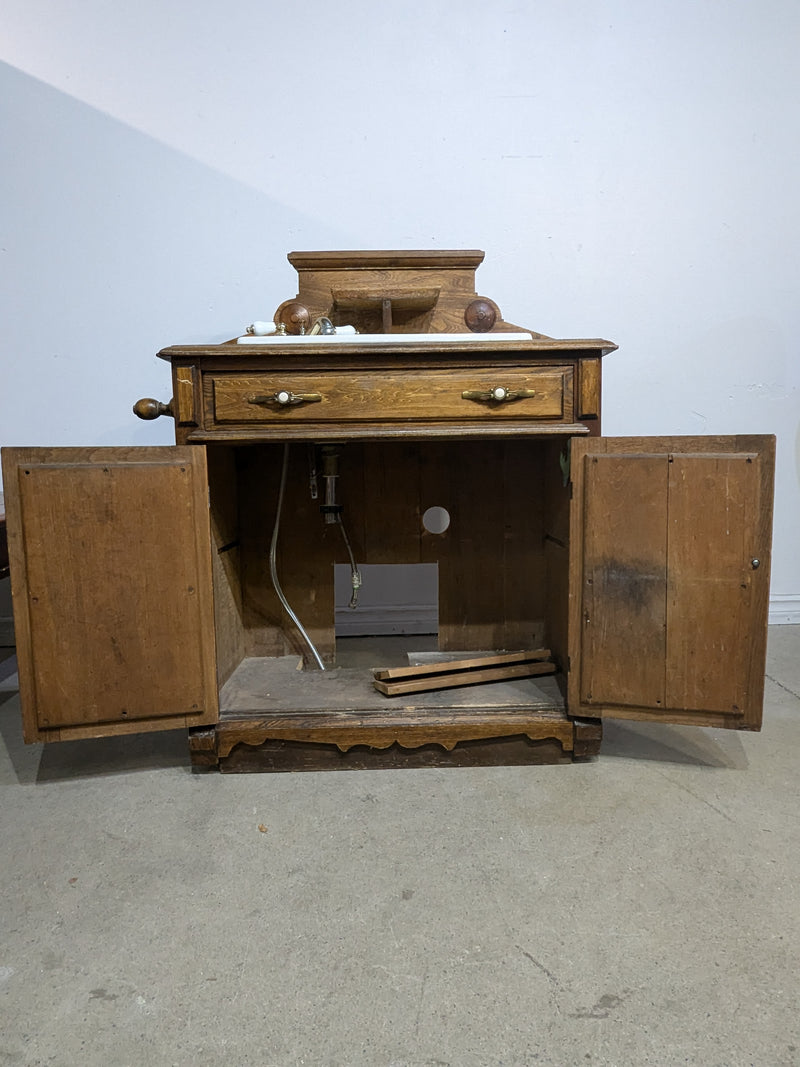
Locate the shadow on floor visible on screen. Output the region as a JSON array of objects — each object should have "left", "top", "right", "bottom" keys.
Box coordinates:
[
  {"left": 0, "top": 650, "right": 194, "bottom": 783},
  {"left": 0, "top": 650, "right": 17, "bottom": 684},
  {"left": 600, "top": 718, "right": 749, "bottom": 769},
  {"left": 0, "top": 708, "right": 192, "bottom": 786},
  {"left": 34, "top": 730, "right": 192, "bottom": 783}
]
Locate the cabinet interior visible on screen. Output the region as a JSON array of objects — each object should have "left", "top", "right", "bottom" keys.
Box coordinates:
[{"left": 207, "top": 437, "right": 571, "bottom": 718}]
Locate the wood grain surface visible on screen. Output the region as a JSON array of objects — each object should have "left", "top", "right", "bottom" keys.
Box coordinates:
[
  {"left": 1, "top": 446, "right": 218, "bottom": 742},
  {"left": 568, "top": 435, "right": 775, "bottom": 730}
]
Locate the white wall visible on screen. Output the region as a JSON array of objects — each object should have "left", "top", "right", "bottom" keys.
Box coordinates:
[{"left": 2, "top": 0, "right": 799, "bottom": 614}]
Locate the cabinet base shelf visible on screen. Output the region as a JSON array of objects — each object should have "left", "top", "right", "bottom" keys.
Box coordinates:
[{"left": 185, "top": 655, "right": 601, "bottom": 771}]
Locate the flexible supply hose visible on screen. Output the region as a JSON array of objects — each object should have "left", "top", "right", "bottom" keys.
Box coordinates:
[
  {"left": 269, "top": 443, "right": 326, "bottom": 670},
  {"left": 336, "top": 515, "right": 362, "bottom": 609}
]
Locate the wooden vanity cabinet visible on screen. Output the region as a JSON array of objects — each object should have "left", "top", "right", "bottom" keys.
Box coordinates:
[
  {"left": 1, "top": 356, "right": 774, "bottom": 769},
  {"left": 0, "top": 251, "right": 776, "bottom": 771}
]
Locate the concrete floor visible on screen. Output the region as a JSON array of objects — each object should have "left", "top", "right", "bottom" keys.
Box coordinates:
[{"left": 0, "top": 629, "right": 798, "bottom": 1067}]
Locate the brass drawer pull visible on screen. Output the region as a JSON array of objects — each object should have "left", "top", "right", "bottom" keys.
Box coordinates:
[
  {"left": 248, "top": 390, "right": 323, "bottom": 407},
  {"left": 461, "top": 386, "right": 537, "bottom": 403}
]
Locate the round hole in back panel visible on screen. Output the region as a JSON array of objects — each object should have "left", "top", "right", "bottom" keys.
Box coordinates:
[{"left": 422, "top": 506, "right": 450, "bottom": 534}]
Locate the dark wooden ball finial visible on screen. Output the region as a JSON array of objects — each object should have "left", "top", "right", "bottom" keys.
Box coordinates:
[
  {"left": 465, "top": 299, "right": 498, "bottom": 333},
  {"left": 274, "top": 300, "right": 311, "bottom": 335}
]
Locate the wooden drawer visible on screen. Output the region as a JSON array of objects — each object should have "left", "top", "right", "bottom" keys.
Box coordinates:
[{"left": 210, "top": 367, "right": 573, "bottom": 425}]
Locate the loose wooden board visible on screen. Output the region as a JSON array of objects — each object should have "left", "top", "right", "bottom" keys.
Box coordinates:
[
  {"left": 373, "top": 649, "right": 555, "bottom": 697},
  {"left": 374, "top": 648, "right": 551, "bottom": 681}
]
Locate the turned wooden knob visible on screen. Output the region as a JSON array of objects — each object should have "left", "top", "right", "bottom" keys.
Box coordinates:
[
  {"left": 133, "top": 397, "right": 174, "bottom": 420},
  {"left": 465, "top": 298, "right": 497, "bottom": 333},
  {"left": 274, "top": 300, "right": 311, "bottom": 335}
]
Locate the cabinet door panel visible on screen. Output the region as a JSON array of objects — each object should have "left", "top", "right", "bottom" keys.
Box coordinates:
[
  {"left": 665, "top": 453, "right": 757, "bottom": 714},
  {"left": 2, "top": 447, "right": 218, "bottom": 743},
  {"left": 580, "top": 453, "right": 668, "bottom": 709},
  {"left": 568, "top": 436, "right": 774, "bottom": 730}
]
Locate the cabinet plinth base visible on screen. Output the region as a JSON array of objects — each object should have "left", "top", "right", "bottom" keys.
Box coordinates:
[{"left": 188, "top": 713, "right": 602, "bottom": 773}]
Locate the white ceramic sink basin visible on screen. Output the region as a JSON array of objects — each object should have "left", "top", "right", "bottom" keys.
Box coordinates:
[{"left": 236, "top": 332, "right": 533, "bottom": 345}]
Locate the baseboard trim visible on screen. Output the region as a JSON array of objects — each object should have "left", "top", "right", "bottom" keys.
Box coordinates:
[
  {"left": 769, "top": 595, "right": 800, "bottom": 625},
  {"left": 335, "top": 604, "right": 438, "bottom": 637}
]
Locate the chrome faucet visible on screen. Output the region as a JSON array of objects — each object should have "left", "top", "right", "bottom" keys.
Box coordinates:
[{"left": 308, "top": 316, "right": 336, "bottom": 336}]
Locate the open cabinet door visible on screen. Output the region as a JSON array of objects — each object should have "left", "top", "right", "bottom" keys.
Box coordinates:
[
  {"left": 568, "top": 436, "right": 774, "bottom": 730},
  {"left": 2, "top": 447, "right": 218, "bottom": 743}
]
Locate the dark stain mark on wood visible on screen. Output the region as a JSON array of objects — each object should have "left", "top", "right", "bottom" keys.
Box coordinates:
[{"left": 591, "top": 558, "right": 664, "bottom": 615}]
